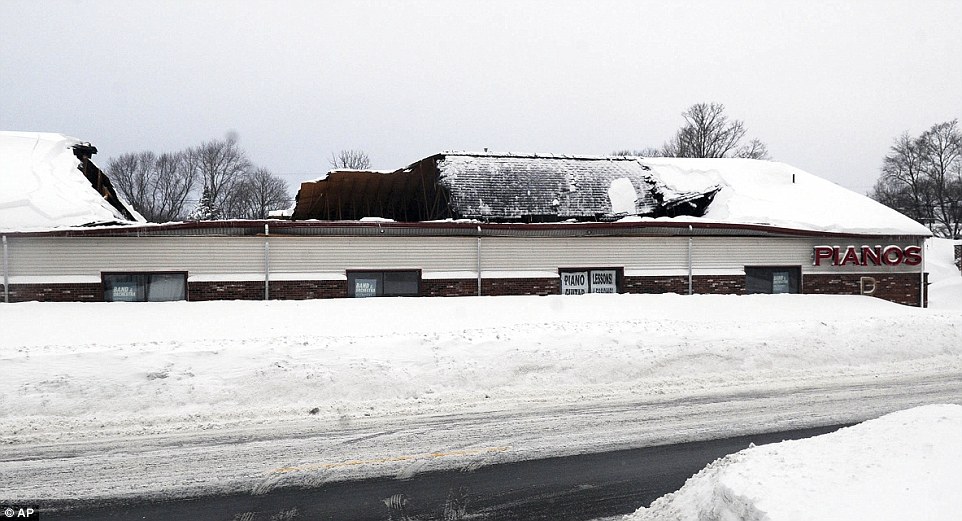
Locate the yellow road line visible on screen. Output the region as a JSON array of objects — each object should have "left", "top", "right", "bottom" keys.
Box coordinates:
[{"left": 268, "top": 446, "right": 511, "bottom": 475}]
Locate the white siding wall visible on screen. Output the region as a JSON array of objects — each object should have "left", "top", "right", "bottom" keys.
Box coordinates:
[
  {"left": 480, "top": 237, "right": 688, "bottom": 273},
  {"left": 3, "top": 234, "right": 924, "bottom": 283}
]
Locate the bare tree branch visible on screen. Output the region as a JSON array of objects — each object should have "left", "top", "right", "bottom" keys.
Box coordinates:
[
  {"left": 107, "top": 150, "right": 197, "bottom": 222},
  {"left": 871, "top": 120, "right": 962, "bottom": 238},
  {"left": 224, "top": 168, "right": 292, "bottom": 219},
  {"left": 329, "top": 149, "right": 371, "bottom": 170},
  {"left": 662, "top": 103, "right": 770, "bottom": 160},
  {"left": 188, "top": 134, "right": 253, "bottom": 216}
]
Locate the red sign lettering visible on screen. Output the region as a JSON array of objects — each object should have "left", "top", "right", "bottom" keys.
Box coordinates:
[
  {"left": 813, "top": 246, "right": 834, "bottom": 266},
  {"left": 813, "top": 245, "right": 922, "bottom": 267},
  {"left": 903, "top": 245, "right": 923, "bottom": 266}
]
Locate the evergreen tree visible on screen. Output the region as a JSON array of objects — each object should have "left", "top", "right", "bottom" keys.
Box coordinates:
[{"left": 190, "top": 187, "right": 221, "bottom": 220}]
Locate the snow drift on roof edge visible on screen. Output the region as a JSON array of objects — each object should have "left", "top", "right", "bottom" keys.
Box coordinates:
[
  {"left": 0, "top": 131, "right": 143, "bottom": 232},
  {"left": 639, "top": 157, "right": 931, "bottom": 236}
]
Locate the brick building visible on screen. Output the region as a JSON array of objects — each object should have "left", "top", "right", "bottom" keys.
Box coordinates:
[{"left": 1, "top": 136, "right": 932, "bottom": 306}]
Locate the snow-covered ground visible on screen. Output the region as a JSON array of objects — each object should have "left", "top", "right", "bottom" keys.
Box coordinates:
[
  {"left": 1, "top": 240, "right": 960, "bottom": 504},
  {"left": 626, "top": 404, "right": 962, "bottom": 521}
]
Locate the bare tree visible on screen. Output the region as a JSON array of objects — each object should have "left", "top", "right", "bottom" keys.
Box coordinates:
[
  {"left": 662, "top": 103, "right": 770, "bottom": 160},
  {"left": 873, "top": 133, "right": 933, "bottom": 224},
  {"left": 871, "top": 120, "right": 962, "bottom": 238},
  {"left": 107, "top": 151, "right": 154, "bottom": 216},
  {"left": 922, "top": 120, "right": 962, "bottom": 238},
  {"left": 224, "top": 168, "right": 292, "bottom": 219},
  {"left": 187, "top": 134, "right": 253, "bottom": 216},
  {"left": 734, "top": 138, "right": 770, "bottom": 160},
  {"left": 151, "top": 152, "right": 199, "bottom": 222},
  {"left": 329, "top": 149, "right": 371, "bottom": 170},
  {"left": 107, "top": 150, "right": 197, "bottom": 222},
  {"left": 612, "top": 147, "right": 663, "bottom": 157}
]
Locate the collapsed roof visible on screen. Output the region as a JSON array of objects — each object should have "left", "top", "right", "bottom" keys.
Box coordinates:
[
  {"left": 0, "top": 131, "right": 143, "bottom": 231},
  {"left": 292, "top": 152, "right": 721, "bottom": 222},
  {"left": 291, "top": 152, "right": 932, "bottom": 236}
]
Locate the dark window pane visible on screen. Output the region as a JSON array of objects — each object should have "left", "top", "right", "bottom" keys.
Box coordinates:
[
  {"left": 383, "top": 271, "right": 419, "bottom": 296},
  {"left": 745, "top": 266, "right": 800, "bottom": 294},
  {"left": 745, "top": 268, "right": 771, "bottom": 294},
  {"left": 147, "top": 274, "right": 186, "bottom": 301}
]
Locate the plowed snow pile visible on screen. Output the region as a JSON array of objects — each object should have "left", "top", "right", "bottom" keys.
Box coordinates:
[{"left": 627, "top": 404, "right": 962, "bottom": 521}]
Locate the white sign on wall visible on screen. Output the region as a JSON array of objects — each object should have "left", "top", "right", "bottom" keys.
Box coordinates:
[
  {"left": 561, "top": 269, "right": 618, "bottom": 294},
  {"left": 112, "top": 285, "right": 138, "bottom": 301},
  {"left": 354, "top": 279, "right": 378, "bottom": 298},
  {"left": 561, "top": 271, "right": 588, "bottom": 295},
  {"left": 589, "top": 270, "right": 617, "bottom": 293},
  {"left": 772, "top": 271, "right": 790, "bottom": 294}
]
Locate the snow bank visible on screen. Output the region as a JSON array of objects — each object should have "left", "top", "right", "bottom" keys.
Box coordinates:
[
  {"left": 2, "top": 293, "right": 960, "bottom": 445},
  {"left": 0, "top": 131, "right": 140, "bottom": 231},
  {"left": 626, "top": 404, "right": 962, "bottom": 521},
  {"left": 927, "top": 238, "right": 962, "bottom": 309},
  {"left": 642, "top": 157, "right": 932, "bottom": 236}
]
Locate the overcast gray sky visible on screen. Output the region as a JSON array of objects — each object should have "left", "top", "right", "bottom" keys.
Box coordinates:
[{"left": 2, "top": 0, "right": 960, "bottom": 195}]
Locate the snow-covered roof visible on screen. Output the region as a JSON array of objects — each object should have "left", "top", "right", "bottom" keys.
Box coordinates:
[
  {"left": 638, "top": 157, "right": 932, "bottom": 236},
  {"left": 291, "top": 152, "right": 930, "bottom": 236},
  {"left": 436, "top": 153, "right": 718, "bottom": 220},
  {"left": 0, "top": 131, "right": 144, "bottom": 232}
]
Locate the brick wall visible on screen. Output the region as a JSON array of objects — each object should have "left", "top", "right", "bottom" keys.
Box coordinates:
[
  {"left": 270, "top": 280, "right": 347, "bottom": 300},
  {"left": 189, "top": 280, "right": 348, "bottom": 301},
  {"left": 802, "top": 273, "right": 925, "bottom": 307},
  {"left": 482, "top": 278, "right": 560, "bottom": 296},
  {"left": 3, "top": 272, "right": 926, "bottom": 306},
  {"left": 623, "top": 275, "right": 744, "bottom": 295},
  {"left": 188, "top": 281, "right": 264, "bottom": 301},
  {"left": 2, "top": 283, "right": 103, "bottom": 302},
  {"left": 422, "top": 279, "right": 479, "bottom": 297},
  {"left": 623, "top": 275, "right": 686, "bottom": 294},
  {"left": 693, "top": 275, "right": 744, "bottom": 294}
]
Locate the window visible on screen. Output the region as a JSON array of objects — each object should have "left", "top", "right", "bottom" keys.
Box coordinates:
[
  {"left": 559, "top": 268, "right": 621, "bottom": 295},
  {"left": 347, "top": 270, "right": 420, "bottom": 298},
  {"left": 745, "top": 266, "right": 800, "bottom": 294},
  {"left": 103, "top": 272, "right": 187, "bottom": 302}
]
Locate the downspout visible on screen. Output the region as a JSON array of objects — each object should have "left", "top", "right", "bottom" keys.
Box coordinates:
[
  {"left": 477, "top": 225, "right": 482, "bottom": 296},
  {"left": 2, "top": 235, "right": 8, "bottom": 303},
  {"left": 921, "top": 237, "right": 926, "bottom": 308},
  {"left": 264, "top": 224, "right": 270, "bottom": 301},
  {"left": 687, "top": 225, "right": 693, "bottom": 296}
]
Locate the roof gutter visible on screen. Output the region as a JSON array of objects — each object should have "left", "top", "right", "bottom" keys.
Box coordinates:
[
  {"left": 0, "top": 220, "right": 933, "bottom": 240},
  {"left": 477, "top": 225, "right": 482, "bottom": 296}
]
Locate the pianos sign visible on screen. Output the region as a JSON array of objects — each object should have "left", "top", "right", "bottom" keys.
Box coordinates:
[{"left": 813, "top": 245, "right": 922, "bottom": 267}]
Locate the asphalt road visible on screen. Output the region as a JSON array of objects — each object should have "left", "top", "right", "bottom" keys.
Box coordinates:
[{"left": 44, "top": 424, "right": 845, "bottom": 521}]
